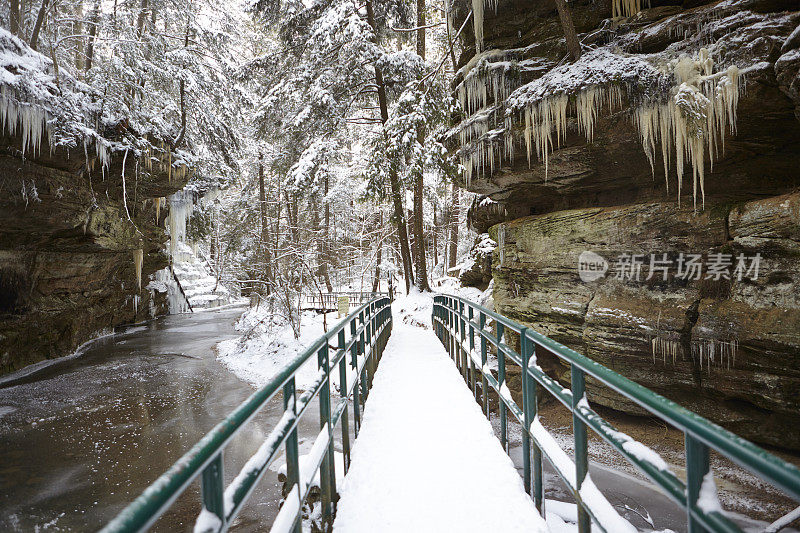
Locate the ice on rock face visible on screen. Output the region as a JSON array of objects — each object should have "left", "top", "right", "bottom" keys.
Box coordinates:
[
  {"left": 133, "top": 249, "right": 144, "bottom": 292},
  {"left": 155, "top": 267, "right": 192, "bottom": 314},
  {"left": 168, "top": 190, "right": 195, "bottom": 258},
  {"left": 155, "top": 197, "right": 164, "bottom": 224},
  {"left": 457, "top": 47, "right": 744, "bottom": 208},
  {"left": 612, "top": 0, "right": 641, "bottom": 19}
]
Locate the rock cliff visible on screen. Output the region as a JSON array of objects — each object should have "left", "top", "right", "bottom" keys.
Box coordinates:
[
  {"left": 452, "top": 0, "right": 800, "bottom": 449},
  {"left": 0, "top": 30, "right": 192, "bottom": 374}
]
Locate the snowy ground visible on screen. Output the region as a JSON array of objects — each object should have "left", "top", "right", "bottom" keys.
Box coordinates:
[
  {"left": 333, "top": 295, "right": 553, "bottom": 533},
  {"left": 216, "top": 281, "right": 483, "bottom": 392},
  {"left": 217, "top": 307, "right": 346, "bottom": 391}
]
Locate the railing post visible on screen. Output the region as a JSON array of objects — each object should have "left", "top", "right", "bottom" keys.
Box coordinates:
[
  {"left": 350, "top": 319, "right": 361, "bottom": 436},
  {"left": 338, "top": 329, "right": 351, "bottom": 473},
  {"left": 686, "top": 434, "right": 710, "bottom": 533},
  {"left": 530, "top": 342, "right": 544, "bottom": 514},
  {"left": 459, "top": 301, "right": 467, "bottom": 381},
  {"left": 446, "top": 298, "right": 453, "bottom": 360},
  {"left": 369, "top": 303, "right": 376, "bottom": 381},
  {"left": 468, "top": 306, "right": 477, "bottom": 399},
  {"left": 480, "top": 311, "right": 489, "bottom": 417},
  {"left": 358, "top": 311, "right": 367, "bottom": 403},
  {"left": 283, "top": 377, "right": 302, "bottom": 533},
  {"left": 365, "top": 307, "right": 373, "bottom": 388},
  {"left": 520, "top": 328, "right": 531, "bottom": 496},
  {"left": 433, "top": 297, "right": 439, "bottom": 339},
  {"left": 497, "top": 322, "right": 507, "bottom": 452},
  {"left": 201, "top": 453, "right": 225, "bottom": 530},
  {"left": 571, "top": 365, "right": 590, "bottom": 533},
  {"left": 318, "top": 345, "right": 336, "bottom": 526}
]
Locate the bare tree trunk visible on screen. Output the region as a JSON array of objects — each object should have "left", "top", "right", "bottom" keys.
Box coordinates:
[
  {"left": 85, "top": 0, "right": 100, "bottom": 71},
  {"left": 173, "top": 17, "right": 190, "bottom": 147},
  {"left": 29, "top": 0, "right": 50, "bottom": 50},
  {"left": 73, "top": 0, "right": 84, "bottom": 69},
  {"left": 320, "top": 173, "right": 333, "bottom": 292},
  {"left": 372, "top": 211, "right": 382, "bottom": 292},
  {"left": 284, "top": 191, "right": 299, "bottom": 244},
  {"left": 444, "top": 1, "right": 457, "bottom": 72},
  {"left": 444, "top": 6, "right": 460, "bottom": 277},
  {"left": 411, "top": 0, "right": 430, "bottom": 292},
  {"left": 448, "top": 183, "right": 459, "bottom": 271},
  {"left": 258, "top": 152, "right": 273, "bottom": 294},
  {"left": 433, "top": 201, "right": 438, "bottom": 269},
  {"left": 136, "top": 0, "right": 148, "bottom": 38},
  {"left": 10, "top": 0, "right": 20, "bottom": 36},
  {"left": 554, "top": 0, "right": 582, "bottom": 61},
  {"left": 310, "top": 195, "right": 330, "bottom": 292},
  {"left": 273, "top": 173, "right": 282, "bottom": 297},
  {"left": 366, "top": 0, "right": 413, "bottom": 293}
]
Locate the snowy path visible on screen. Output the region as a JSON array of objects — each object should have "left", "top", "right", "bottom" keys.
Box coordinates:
[{"left": 333, "top": 320, "right": 550, "bottom": 533}]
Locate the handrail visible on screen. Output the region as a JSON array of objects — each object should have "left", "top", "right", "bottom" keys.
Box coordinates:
[
  {"left": 302, "top": 291, "right": 390, "bottom": 310},
  {"left": 103, "top": 296, "right": 392, "bottom": 533},
  {"left": 432, "top": 293, "right": 800, "bottom": 533}
]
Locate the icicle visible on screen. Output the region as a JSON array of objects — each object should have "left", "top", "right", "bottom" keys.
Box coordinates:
[
  {"left": 0, "top": 87, "right": 49, "bottom": 158},
  {"left": 95, "top": 138, "right": 110, "bottom": 176},
  {"left": 472, "top": 0, "right": 485, "bottom": 53},
  {"left": 612, "top": 0, "right": 641, "bottom": 18},
  {"left": 497, "top": 224, "right": 506, "bottom": 267},
  {"left": 133, "top": 248, "right": 144, "bottom": 292},
  {"left": 155, "top": 197, "right": 163, "bottom": 224}
]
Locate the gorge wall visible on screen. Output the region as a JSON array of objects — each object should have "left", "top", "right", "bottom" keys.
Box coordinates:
[
  {"left": 451, "top": 0, "right": 800, "bottom": 450},
  {"left": 0, "top": 30, "right": 191, "bottom": 375},
  {"left": 0, "top": 135, "right": 188, "bottom": 375}
]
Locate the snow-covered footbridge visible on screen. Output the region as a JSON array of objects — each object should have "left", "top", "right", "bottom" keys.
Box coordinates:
[{"left": 101, "top": 295, "right": 800, "bottom": 533}]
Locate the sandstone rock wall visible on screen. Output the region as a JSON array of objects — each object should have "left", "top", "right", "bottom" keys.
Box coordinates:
[
  {"left": 453, "top": 0, "right": 800, "bottom": 449},
  {"left": 0, "top": 134, "right": 189, "bottom": 375},
  {"left": 489, "top": 192, "right": 800, "bottom": 449}
]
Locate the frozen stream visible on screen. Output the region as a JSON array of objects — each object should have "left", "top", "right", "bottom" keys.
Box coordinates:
[{"left": 0, "top": 305, "right": 316, "bottom": 532}]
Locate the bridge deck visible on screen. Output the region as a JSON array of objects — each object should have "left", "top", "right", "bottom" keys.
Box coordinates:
[{"left": 333, "top": 319, "right": 549, "bottom": 533}]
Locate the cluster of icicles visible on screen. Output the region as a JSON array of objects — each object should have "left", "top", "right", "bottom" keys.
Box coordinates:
[
  {"left": 0, "top": 87, "right": 50, "bottom": 158},
  {"left": 652, "top": 336, "right": 738, "bottom": 373},
  {"left": 457, "top": 62, "right": 517, "bottom": 185},
  {"left": 0, "top": 88, "right": 190, "bottom": 191},
  {"left": 144, "top": 141, "right": 191, "bottom": 184},
  {"left": 0, "top": 87, "right": 114, "bottom": 174},
  {"left": 463, "top": 49, "right": 741, "bottom": 209},
  {"left": 457, "top": 61, "right": 515, "bottom": 116},
  {"left": 633, "top": 51, "right": 740, "bottom": 208}
]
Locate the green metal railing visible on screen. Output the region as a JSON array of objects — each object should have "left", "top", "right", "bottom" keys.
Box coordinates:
[
  {"left": 302, "top": 291, "right": 391, "bottom": 312},
  {"left": 103, "top": 296, "right": 392, "bottom": 533},
  {"left": 433, "top": 294, "right": 800, "bottom": 533}
]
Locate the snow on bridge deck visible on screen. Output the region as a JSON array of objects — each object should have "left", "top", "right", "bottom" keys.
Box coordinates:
[{"left": 333, "top": 314, "right": 549, "bottom": 533}]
